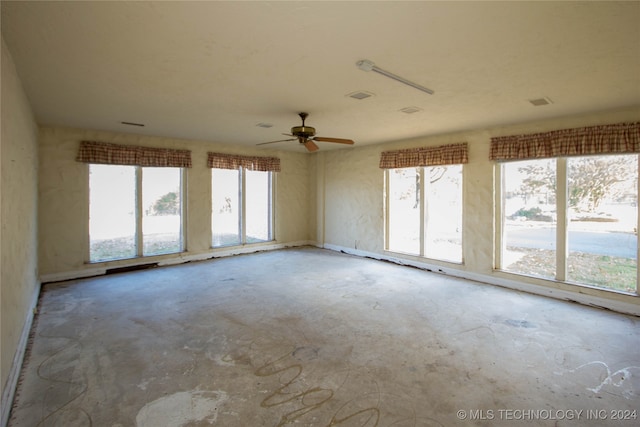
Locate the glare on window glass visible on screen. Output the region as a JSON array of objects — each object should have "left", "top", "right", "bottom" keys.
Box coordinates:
[
  {"left": 424, "top": 165, "right": 462, "bottom": 262},
  {"left": 89, "top": 165, "right": 136, "bottom": 261},
  {"left": 387, "top": 168, "right": 421, "bottom": 255},
  {"left": 245, "top": 170, "right": 272, "bottom": 243},
  {"left": 212, "top": 168, "right": 241, "bottom": 247},
  {"left": 502, "top": 159, "right": 557, "bottom": 279}
]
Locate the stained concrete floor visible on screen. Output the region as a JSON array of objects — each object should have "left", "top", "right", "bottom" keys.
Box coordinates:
[{"left": 8, "top": 247, "right": 640, "bottom": 426}]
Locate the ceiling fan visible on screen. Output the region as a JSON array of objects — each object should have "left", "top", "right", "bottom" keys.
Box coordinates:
[{"left": 257, "top": 112, "right": 355, "bottom": 152}]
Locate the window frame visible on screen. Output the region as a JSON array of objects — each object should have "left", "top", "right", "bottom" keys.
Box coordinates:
[
  {"left": 384, "top": 164, "right": 464, "bottom": 263},
  {"left": 495, "top": 155, "right": 640, "bottom": 295},
  {"left": 88, "top": 164, "right": 186, "bottom": 262},
  {"left": 211, "top": 166, "right": 275, "bottom": 248}
]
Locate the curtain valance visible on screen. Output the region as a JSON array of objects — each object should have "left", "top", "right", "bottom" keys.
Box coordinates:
[
  {"left": 379, "top": 142, "right": 468, "bottom": 169},
  {"left": 489, "top": 121, "right": 640, "bottom": 161},
  {"left": 207, "top": 152, "right": 281, "bottom": 172},
  {"left": 76, "top": 141, "right": 192, "bottom": 168}
]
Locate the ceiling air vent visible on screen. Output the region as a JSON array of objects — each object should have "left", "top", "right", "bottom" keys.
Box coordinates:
[
  {"left": 256, "top": 122, "right": 274, "bottom": 128},
  {"left": 121, "top": 121, "right": 145, "bottom": 127},
  {"left": 529, "top": 97, "right": 553, "bottom": 106},
  {"left": 347, "top": 91, "right": 375, "bottom": 100},
  {"left": 400, "top": 106, "right": 423, "bottom": 114}
]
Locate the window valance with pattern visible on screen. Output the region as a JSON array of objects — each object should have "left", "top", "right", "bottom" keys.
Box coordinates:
[
  {"left": 76, "top": 141, "right": 192, "bottom": 168},
  {"left": 207, "top": 152, "right": 281, "bottom": 172},
  {"left": 489, "top": 121, "right": 640, "bottom": 161},
  {"left": 379, "top": 142, "right": 468, "bottom": 169}
]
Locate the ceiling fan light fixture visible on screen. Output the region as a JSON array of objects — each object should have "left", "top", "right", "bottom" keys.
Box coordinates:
[
  {"left": 291, "top": 125, "right": 316, "bottom": 138},
  {"left": 257, "top": 112, "right": 354, "bottom": 152},
  {"left": 356, "top": 59, "right": 434, "bottom": 95}
]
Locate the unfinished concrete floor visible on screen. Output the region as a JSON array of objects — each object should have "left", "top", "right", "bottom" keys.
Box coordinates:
[{"left": 8, "top": 247, "right": 640, "bottom": 426}]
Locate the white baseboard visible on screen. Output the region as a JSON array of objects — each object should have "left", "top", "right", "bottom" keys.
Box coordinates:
[
  {"left": 322, "top": 244, "right": 640, "bottom": 317},
  {"left": 1, "top": 285, "right": 40, "bottom": 427}
]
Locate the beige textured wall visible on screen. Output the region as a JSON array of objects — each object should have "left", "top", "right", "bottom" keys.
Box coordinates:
[
  {"left": 38, "top": 127, "right": 312, "bottom": 277},
  {"left": 320, "top": 107, "right": 640, "bottom": 307},
  {"left": 1, "top": 38, "right": 39, "bottom": 407}
]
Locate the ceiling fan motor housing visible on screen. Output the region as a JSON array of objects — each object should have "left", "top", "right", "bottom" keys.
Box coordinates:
[{"left": 291, "top": 125, "right": 316, "bottom": 138}]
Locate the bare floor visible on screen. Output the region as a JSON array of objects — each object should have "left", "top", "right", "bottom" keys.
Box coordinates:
[{"left": 9, "top": 247, "right": 640, "bottom": 426}]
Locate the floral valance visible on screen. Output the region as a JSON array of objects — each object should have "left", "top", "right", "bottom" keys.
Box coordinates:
[
  {"left": 207, "top": 152, "right": 281, "bottom": 172},
  {"left": 379, "top": 142, "right": 468, "bottom": 169},
  {"left": 489, "top": 121, "right": 640, "bottom": 161},
  {"left": 76, "top": 141, "right": 192, "bottom": 168}
]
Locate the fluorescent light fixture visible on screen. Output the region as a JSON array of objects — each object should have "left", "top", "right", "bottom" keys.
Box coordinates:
[{"left": 356, "top": 59, "right": 434, "bottom": 95}]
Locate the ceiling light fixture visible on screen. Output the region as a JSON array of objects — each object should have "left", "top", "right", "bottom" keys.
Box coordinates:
[{"left": 356, "top": 59, "right": 434, "bottom": 95}]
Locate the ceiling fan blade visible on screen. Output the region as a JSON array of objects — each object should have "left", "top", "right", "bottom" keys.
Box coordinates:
[
  {"left": 256, "top": 138, "right": 296, "bottom": 146},
  {"left": 304, "top": 140, "right": 319, "bottom": 152},
  {"left": 313, "top": 136, "right": 355, "bottom": 145}
]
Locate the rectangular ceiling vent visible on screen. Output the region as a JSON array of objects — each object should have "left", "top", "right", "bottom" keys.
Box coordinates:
[
  {"left": 347, "top": 91, "right": 374, "bottom": 100},
  {"left": 529, "top": 97, "right": 553, "bottom": 106},
  {"left": 400, "top": 106, "right": 423, "bottom": 114}
]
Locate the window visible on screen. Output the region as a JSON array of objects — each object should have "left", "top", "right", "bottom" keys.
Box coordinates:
[
  {"left": 212, "top": 167, "right": 273, "bottom": 247},
  {"left": 498, "top": 154, "right": 638, "bottom": 293},
  {"left": 142, "top": 167, "right": 183, "bottom": 256},
  {"left": 566, "top": 155, "right": 638, "bottom": 291},
  {"left": 245, "top": 169, "right": 273, "bottom": 243},
  {"left": 89, "top": 165, "right": 184, "bottom": 262},
  {"left": 387, "top": 167, "right": 421, "bottom": 255},
  {"left": 386, "top": 164, "right": 463, "bottom": 263},
  {"left": 211, "top": 168, "right": 241, "bottom": 246},
  {"left": 501, "top": 159, "right": 557, "bottom": 279}
]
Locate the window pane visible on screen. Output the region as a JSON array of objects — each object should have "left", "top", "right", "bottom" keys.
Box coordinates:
[
  {"left": 567, "top": 155, "right": 637, "bottom": 293},
  {"left": 212, "top": 168, "right": 241, "bottom": 247},
  {"left": 89, "top": 165, "right": 136, "bottom": 261},
  {"left": 502, "top": 159, "right": 556, "bottom": 279},
  {"left": 425, "top": 165, "right": 462, "bottom": 262},
  {"left": 245, "top": 170, "right": 273, "bottom": 243},
  {"left": 388, "top": 168, "right": 420, "bottom": 255},
  {"left": 142, "top": 167, "right": 182, "bottom": 256}
]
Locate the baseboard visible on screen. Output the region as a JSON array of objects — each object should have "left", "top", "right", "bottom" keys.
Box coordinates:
[
  {"left": 1, "top": 284, "right": 40, "bottom": 427},
  {"left": 39, "top": 241, "right": 316, "bottom": 283},
  {"left": 322, "top": 244, "right": 640, "bottom": 317},
  {"left": 40, "top": 265, "right": 108, "bottom": 284},
  {"left": 159, "top": 240, "right": 315, "bottom": 266}
]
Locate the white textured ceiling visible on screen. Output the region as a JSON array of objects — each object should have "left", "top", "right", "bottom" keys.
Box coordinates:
[{"left": 2, "top": 1, "right": 639, "bottom": 151}]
